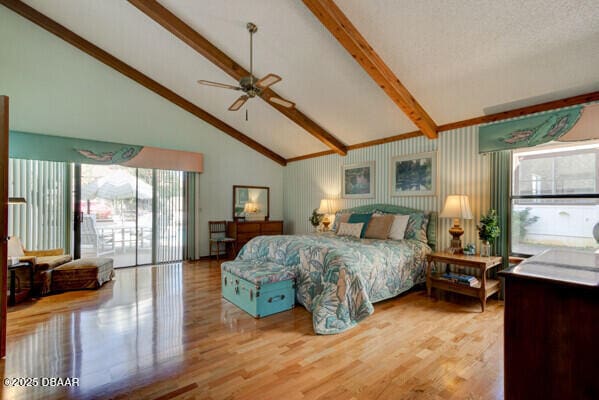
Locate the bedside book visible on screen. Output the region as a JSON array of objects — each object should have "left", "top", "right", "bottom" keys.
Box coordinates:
[{"left": 441, "top": 272, "right": 479, "bottom": 286}]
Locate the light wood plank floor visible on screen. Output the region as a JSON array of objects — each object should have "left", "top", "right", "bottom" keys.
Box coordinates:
[{"left": 2, "top": 261, "right": 504, "bottom": 400}]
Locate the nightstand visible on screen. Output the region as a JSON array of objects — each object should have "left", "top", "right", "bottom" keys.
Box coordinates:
[{"left": 426, "top": 252, "right": 502, "bottom": 311}]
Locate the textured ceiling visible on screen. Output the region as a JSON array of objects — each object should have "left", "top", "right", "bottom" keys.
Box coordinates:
[
  {"left": 18, "top": 0, "right": 599, "bottom": 159},
  {"left": 338, "top": 0, "right": 599, "bottom": 123}
]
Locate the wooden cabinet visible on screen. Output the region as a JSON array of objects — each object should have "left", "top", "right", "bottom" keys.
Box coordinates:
[
  {"left": 499, "top": 250, "right": 599, "bottom": 400},
  {"left": 226, "top": 220, "right": 283, "bottom": 254}
]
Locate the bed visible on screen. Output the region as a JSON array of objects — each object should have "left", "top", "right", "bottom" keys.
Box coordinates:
[{"left": 234, "top": 204, "right": 437, "bottom": 334}]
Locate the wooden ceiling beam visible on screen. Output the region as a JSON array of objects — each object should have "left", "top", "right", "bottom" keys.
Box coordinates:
[
  {"left": 0, "top": 0, "right": 287, "bottom": 166},
  {"left": 302, "top": 0, "right": 438, "bottom": 139},
  {"left": 128, "top": 0, "right": 348, "bottom": 156},
  {"left": 287, "top": 90, "right": 599, "bottom": 163}
]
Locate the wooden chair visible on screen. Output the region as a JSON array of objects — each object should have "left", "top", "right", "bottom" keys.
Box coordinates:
[{"left": 209, "top": 221, "right": 236, "bottom": 261}]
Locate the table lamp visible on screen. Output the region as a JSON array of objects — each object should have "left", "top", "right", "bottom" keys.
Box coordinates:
[
  {"left": 7, "top": 236, "right": 24, "bottom": 266},
  {"left": 318, "top": 199, "right": 335, "bottom": 231},
  {"left": 439, "top": 195, "right": 473, "bottom": 254}
]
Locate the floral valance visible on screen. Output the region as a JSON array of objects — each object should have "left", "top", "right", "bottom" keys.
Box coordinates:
[
  {"left": 478, "top": 103, "right": 599, "bottom": 153},
  {"left": 478, "top": 106, "right": 582, "bottom": 153},
  {"left": 9, "top": 131, "right": 203, "bottom": 172}
]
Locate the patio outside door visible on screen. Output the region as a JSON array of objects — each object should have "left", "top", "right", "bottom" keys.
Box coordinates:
[
  {"left": 79, "top": 165, "right": 153, "bottom": 268},
  {"left": 74, "top": 165, "right": 185, "bottom": 268}
]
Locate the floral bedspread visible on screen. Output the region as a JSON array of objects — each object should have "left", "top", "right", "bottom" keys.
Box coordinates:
[{"left": 236, "top": 233, "right": 431, "bottom": 334}]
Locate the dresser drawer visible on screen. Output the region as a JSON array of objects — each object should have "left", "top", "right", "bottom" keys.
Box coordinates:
[
  {"left": 237, "top": 223, "right": 261, "bottom": 233},
  {"left": 261, "top": 222, "right": 283, "bottom": 234},
  {"left": 237, "top": 233, "right": 256, "bottom": 243}
]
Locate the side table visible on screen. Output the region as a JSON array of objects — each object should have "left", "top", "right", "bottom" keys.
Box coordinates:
[
  {"left": 8, "top": 261, "right": 34, "bottom": 306},
  {"left": 426, "top": 252, "right": 502, "bottom": 311}
]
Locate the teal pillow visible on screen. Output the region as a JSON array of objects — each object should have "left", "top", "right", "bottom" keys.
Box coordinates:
[{"left": 347, "top": 213, "right": 372, "bottom": 238}]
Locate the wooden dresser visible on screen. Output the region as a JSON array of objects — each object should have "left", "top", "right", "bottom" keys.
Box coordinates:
[
  {"left": 226, "top": 220, "right": 284, "bottom": 254},
  {"left": 499, "top": 249, "right": 599, "bottom": 400}
]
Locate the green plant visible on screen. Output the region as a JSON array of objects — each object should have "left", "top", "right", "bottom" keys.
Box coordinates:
[
  {"left": 309, "top": 208, "right": 324, "bottom": 227},
  {"left": 477, "top": 209, "right": 500, "bottom": 244},
  {"left": 512, "top": 207, "right": 539, "bottom": 239}
]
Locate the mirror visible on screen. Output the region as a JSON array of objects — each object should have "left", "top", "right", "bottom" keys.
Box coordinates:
[{"left": 233, "top": 185, "right": 269, "bottom": 221}]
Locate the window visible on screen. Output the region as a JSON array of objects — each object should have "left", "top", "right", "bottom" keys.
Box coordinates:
[{"left": 511, "top": 142, "right": 599, "bottom": 256}]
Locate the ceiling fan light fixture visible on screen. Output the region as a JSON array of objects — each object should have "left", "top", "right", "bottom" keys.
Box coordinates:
[{"left": 269, "top": 96, "right": 295, "bottom": 108}]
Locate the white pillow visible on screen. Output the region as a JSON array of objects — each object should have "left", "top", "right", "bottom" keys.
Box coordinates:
[
  {"left": 337, "top": 222, "right": 364, "bottom": 238},
  {"left": 388, "top": 215, "right": 409, "bottom": 240}
]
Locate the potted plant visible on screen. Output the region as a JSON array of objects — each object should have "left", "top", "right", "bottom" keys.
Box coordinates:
[
  {"left": 309, "top": 208, "right": 324, "bottom": 231},
  {"left": 477, "top": 209, "right": 500, "bottom": 256}
]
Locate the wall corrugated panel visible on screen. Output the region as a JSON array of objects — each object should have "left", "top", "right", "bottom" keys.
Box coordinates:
[
  {"left": 283, "top": 126, "right": 489, "bottom": 251},
  {"left": 8, "top": 159, "right": 67, "bottom": 250}
]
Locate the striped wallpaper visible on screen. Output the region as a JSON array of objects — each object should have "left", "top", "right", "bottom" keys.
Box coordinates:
[{"left": 283, "top": 126, "right": 490, "bottom": 251}]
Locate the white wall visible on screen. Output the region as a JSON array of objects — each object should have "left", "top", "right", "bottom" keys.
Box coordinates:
[
  {"left": 0, "top": 8, "right": 283, "bottom": 256},
  {"left": 284, "top": 127, "right": 491, "bottom": 251}
]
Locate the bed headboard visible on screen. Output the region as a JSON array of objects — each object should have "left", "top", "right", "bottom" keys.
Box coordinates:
[{"left": 337, "top": 203, "right": 438, "bottom": 251}]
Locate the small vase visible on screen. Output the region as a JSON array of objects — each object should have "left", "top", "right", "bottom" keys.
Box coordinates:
[{"left": 480, "top": 241, "right": 492, "bottom": 257}]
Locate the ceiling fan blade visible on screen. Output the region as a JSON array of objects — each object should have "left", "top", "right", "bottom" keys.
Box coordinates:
[
  {"left": 197, "top": 80, "right": 241, "bottom": 90},
  {"left": 269, "top": 96, "right": 295, "bottom": 108},
  {"left": 255, "top": 73, "right": 282, "bottom": 89},
  {"left": 228, "top": 95, "right": 249, "bottom": 111}
]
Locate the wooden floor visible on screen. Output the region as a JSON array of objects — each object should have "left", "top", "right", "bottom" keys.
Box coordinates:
[{"left": 2, "top": 261, "right": 504, "bottom": 400}]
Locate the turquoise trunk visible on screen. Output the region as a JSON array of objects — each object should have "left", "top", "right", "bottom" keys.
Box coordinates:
[{"left": 221, "top": 271, "right": 295, "bottom": 318}]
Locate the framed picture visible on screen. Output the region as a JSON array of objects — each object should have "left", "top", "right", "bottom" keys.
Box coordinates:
[
  {"left": 390, "top": 151, "right": 437, "bottom": 196},
  {"left": 342, "top": 161, "right": 375, "bottom": 199}
]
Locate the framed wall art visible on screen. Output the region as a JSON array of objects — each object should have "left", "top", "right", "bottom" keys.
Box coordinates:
[
  {"left": 342, "top": 161, "right": 375, "bottom": 199},
  {"left": 390, "top": 151, "right": 437, "bottom": 196}
]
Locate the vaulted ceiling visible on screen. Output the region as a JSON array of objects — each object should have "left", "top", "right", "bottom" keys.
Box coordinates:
[{"left": 7, "top": 0, "right": 599, "bottom": 162}]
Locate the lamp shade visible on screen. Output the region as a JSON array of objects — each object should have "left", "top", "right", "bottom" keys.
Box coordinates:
[
  {"left": 7, "top": 236, "right": 24, "bottom": 258},
  {"left": 318, "top": 199, "right": 333, "bottom": 214},
  {"left": 439, "top": 195, "right": 473, "bottom": 219}
]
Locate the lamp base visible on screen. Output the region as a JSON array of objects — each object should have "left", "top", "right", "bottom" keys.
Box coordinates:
[
  {"left": 322, "top": 218, "right": 331, "bottom": 231},
  {"left": 449, "top": 239, "right": 464, "bottom": 254},
  {"left": 448, "top": 220, "right": 465, "bottom": 254}
]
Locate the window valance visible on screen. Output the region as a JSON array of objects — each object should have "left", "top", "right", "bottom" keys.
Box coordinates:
[
  {"left": 9, "top": 131, "right": 203, "bottom": 172},
  {"left": 478, "top": 103, "right": 599, "bottom": 153}
]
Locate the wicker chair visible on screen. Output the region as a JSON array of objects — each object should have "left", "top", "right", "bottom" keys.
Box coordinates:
[{"left": 209, "top": 221, "right": 236, "bottom": 261}]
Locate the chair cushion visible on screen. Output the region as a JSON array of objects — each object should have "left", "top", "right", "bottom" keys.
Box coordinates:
[
  {"left": 221, "top": 260, "right": 295, "bottom": 286},
  {"left": 35, "top": 255, "right": 72, "bottom": 270}
]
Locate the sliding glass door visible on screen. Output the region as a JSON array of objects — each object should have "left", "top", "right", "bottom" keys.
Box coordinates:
[{"left": 78, "top": 165, "right": 183, "bottom": 267}]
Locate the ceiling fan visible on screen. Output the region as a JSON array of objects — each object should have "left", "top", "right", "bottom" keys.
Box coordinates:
[{"left": 198, "top": 22, "right": 295, "bottom": 114}]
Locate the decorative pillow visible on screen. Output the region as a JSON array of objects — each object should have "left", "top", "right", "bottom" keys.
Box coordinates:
[
  {"left": 365, "top": 214, "right": 394, "bottom": 240},
  {"left": 347, "top": 213, "right": 372, "bottom": 238},
  {"left": 337, "top": 222, "right": 364, "bottom": 238},
  {"left": 334, "top": 213, "right": 352, "bottom": 233},
  {"left": 388, "top": 214, "right": 410, "bottom": 240},
  {"left": 404, "top": 212, "right": 430, "bottom": 243}
]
